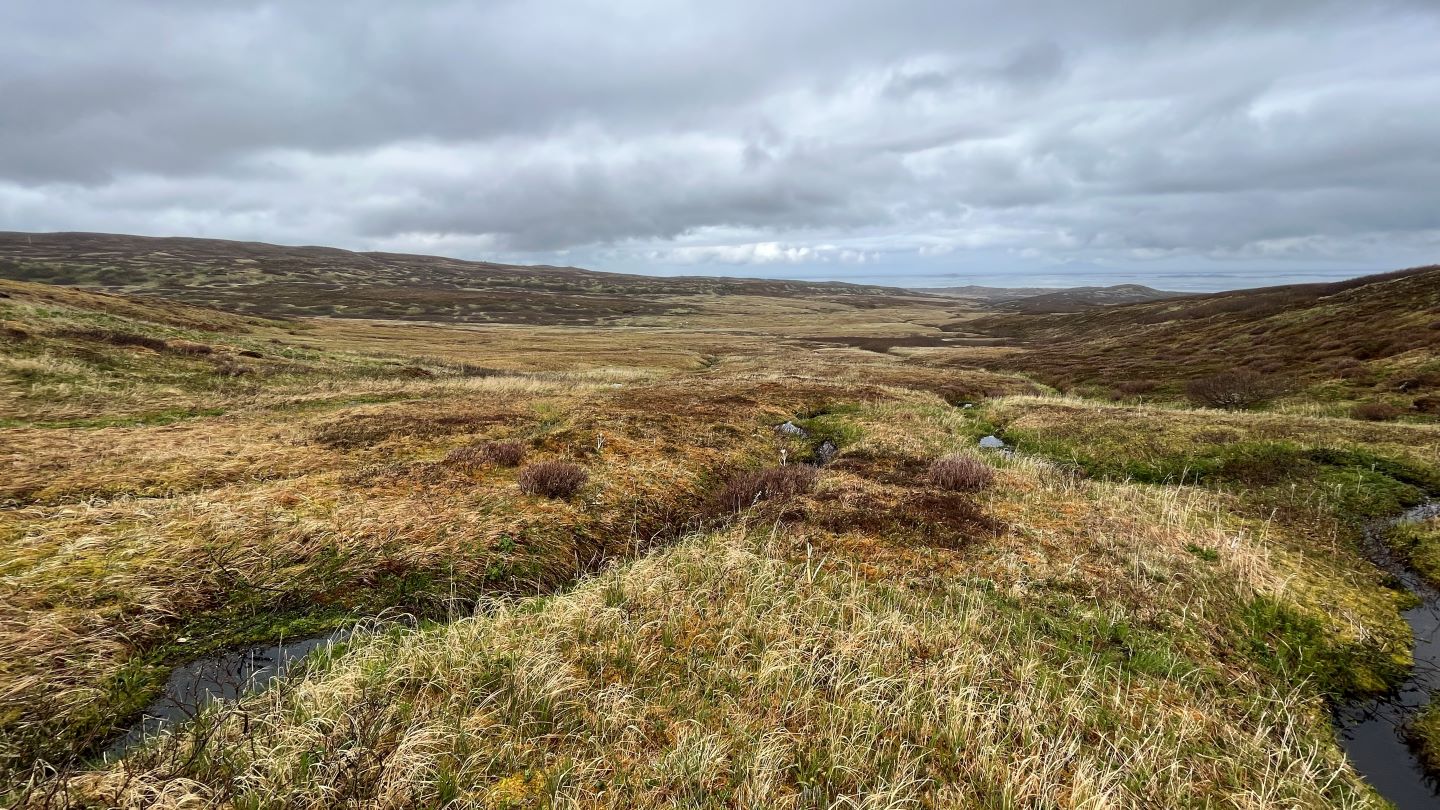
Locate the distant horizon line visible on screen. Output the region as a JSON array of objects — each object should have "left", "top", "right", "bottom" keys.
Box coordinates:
[{"left": 0, "top": 228, "right": 1419, "bottom": 295}]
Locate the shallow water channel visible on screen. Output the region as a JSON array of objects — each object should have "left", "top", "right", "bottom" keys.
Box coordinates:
[
  {"left": 1336, "top": 503, "right": 1440, "bottom": 807},
  {"left": 102, "top": 629, "right": 348, "bottom": 761},
  {"left": 97, "top": 502, "right": 1440, "bottom": 804}
]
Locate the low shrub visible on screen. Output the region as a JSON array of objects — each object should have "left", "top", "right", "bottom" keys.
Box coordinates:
[
  {"left": 1350, "top": 402, "right": 1403, "bottom": 422},
  {"left": 927, "top": 454, "right": 994, "bottom": 492},
  {"left": 1113, "top": 379, "right": 1158, "bottom": 397},
  {"left": 1184, "top": 369, "right": 1288, "bottom": 410},
  {"left": 1414, "top": 396, "right": 1440, "bottom": 415},
  {"left": 714, "top": 465, "right": 819, "bottom": 512},
  {"left": 54, "top": 327, "right": 167, "bottom": 352},
  {"left": 212, "top": 359, "right": 251, "bottom": 378},
  {"left": 167, "top": 339, "right": 214, "bottom": 355},
  {"left": 517, "top": 460, "right": 588, "bottom": 499},
  {"left": 445, "top": 440, "right": 527, "bottom": 471}
]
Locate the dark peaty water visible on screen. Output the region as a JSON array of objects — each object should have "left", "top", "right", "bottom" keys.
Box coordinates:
[
  {"left": 1336, "top": 503, "right": 1440, "bottom": 808},
  {"left": 103, "top": 630, "right": 347, "bottom": 761}
]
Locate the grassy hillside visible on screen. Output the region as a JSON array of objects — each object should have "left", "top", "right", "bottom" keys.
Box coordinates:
[
  {"left": 0, "top": 232, "right": 942, "bottom": 325},
  {"left": 3, "top": 270, "right": 1439, "bottom": 808},
  {"left": 976, "top": 266, "right": 1440, "bottom": 411}
]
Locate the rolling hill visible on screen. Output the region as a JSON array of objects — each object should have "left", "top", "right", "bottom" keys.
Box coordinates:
[
  {"left": 914, "top": 283, "right": 1183, "bottom": 311},
  {"left": 0, "top": 231, "right": 937, "bottom": 325},
  {"left": 975, "top": 265, "right": 1440, "bottom": 401}
]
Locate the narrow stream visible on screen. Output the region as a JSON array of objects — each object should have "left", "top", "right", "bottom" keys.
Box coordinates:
[
  {"left": 1337, "top": 503, "right": 1440, "bottom": 807},
  {"left": 101, "top": 629, "right": 349, "bottom": 761}
]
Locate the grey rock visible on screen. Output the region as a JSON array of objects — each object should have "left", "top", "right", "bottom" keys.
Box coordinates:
[
  {"left": 814, "top": 440, "right": 838, "bottom": 465},
  {"left": 776, "top": 421, "right": 809, "bottom": 437}
]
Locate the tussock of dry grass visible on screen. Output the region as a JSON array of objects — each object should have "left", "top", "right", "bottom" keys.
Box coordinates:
[
  {"left": 712, "top": 465, "right": 819, "bottom": 512},
  {"left": 516, "top": 460, "right": 589, "bottom": 499},
  {"left": 55, "top": 520, "right": 1376, "bottom": 808},
  {"left": 444, "top": 440, "right": 527, "bottom": 471},
  {"left": 926, "top": 454, "right": 993, "bottom": 492}
]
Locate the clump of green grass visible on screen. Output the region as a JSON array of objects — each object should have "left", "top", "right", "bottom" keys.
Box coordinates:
[
  {"left": 1409, "top": 701, "right": 1440, "bottom": 775},
  {"left": 1387, "top": 515, "right": 1440, "bottom": 587},
  {"left": 1232, "top": 594, "right": 1408, "bottom": 698}
]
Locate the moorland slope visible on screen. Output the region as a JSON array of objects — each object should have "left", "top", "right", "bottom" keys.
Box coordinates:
[
  {"left": 976, "top": 265, "right": 1440, "bottom": 404},
  {"left": 0, "top": 232, "right": 934, "bottom": 325},
  {"left": 3, "top": 243, "right": 1440, "bottom": 807}
]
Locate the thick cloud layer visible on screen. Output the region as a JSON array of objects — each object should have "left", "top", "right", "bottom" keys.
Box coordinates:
[{"left": 2, "top": 0, "right": 1438, "bottom": 287}]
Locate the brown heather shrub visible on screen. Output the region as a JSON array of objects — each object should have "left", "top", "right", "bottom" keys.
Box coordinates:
[
  {"left": 212, "top": 359, "right": 251, "bottom": 378},
  {"left": 54, "top": 327, "right": 168, "bottom": 351},
  {"left": 517, "top": 460, "right": 588, "bottom": 499},
  {"left": 714, "top": 465, "right": 819, "bottom": 512},
  {"left": 1351, "top": 402, "right": 1404, "bottom": 422},
  {"left": 1184, "top": 370, "right": 1288, "bottom": 410},
  {"left": 927, "top": 454, "right": 994, "bottom": 492},
  {"left": 1414, "top": 396, "right": 1440, "bottom": 415},
  {"left": 1114, "top": 379, "right": 1159, "bottom": 396},
  {"left": 444, "top": 440, "right": 527, "bottom": 471},
  {"left": 167, "top": 339, "right": 214, "bottom": 355},
  {"left": 311, "top": 411, "right": 499, "bottom": 449},
  {"left": 456, "top": 363, "right": 504, "bottom": 377}
]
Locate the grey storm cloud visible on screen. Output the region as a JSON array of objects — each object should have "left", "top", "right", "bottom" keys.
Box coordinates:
[{"left": 1, "top": 0, "right": 1438, "bottom": 282}]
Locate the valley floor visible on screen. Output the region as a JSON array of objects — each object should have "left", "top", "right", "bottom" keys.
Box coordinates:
[{"left": 3, "top": 278, "right": 1439, "bottom": 807}]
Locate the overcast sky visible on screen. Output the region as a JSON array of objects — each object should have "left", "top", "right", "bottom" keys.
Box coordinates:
[{"left": 2, "top": 1, "right": 1438, "bottom": 289}]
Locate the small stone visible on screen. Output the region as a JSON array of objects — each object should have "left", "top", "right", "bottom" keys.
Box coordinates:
[
  {"left": 814, "top": 440, "right": 838, "bottom": 465},
  {"left": 979, "top": 435, "right": 1007, "bottom": 449},
  {"left": 776, "top": 421, "right": 809, "bottom": 437}
]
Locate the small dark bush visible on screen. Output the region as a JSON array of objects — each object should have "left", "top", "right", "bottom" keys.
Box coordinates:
[
  {"left": 1114, "top": 379, "right": 1159, "bottom": 396},
  {"left": 714, "top": 465, "right": 819, "bottom": 512},
  {"left": 212, "top": 359, "right": 251, "bottom": 378},
  {"left": 445, "top": 440, "right": 527, "bottom": 470},
  {"left": 1414, "top": 396, "right": 1440, "bottom": 415},
  {"left": 517, "top": 460, "right": 588, "bottom": 499},
  {"left": 927, "top": 454, "right": 994, "bottom": 492},
  {"left": 54, "top": 327, "right": 168, "bottom": 352},
  {"left": 1184, "top": 370, "right": 1288, "bottom": 410},
  {"left": 1351, "top": 402, "right": 1403, "bottom": 422},
  {"left": 311, "top": 412, "right": 496, "bottom": 449},
  {"left": 237, "top": 349, "right": 264, "bottom": 359},
  {"left": 1, "top": 321, "right": 29, "bottom": 340}
]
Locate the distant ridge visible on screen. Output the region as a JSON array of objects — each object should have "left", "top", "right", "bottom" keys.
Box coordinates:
[
  {"left": 0, "top": 231, "right": 934, "bottom": 325},
  {"left": 916, "top": 283, "right": 1186, "bottom": 312}
]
